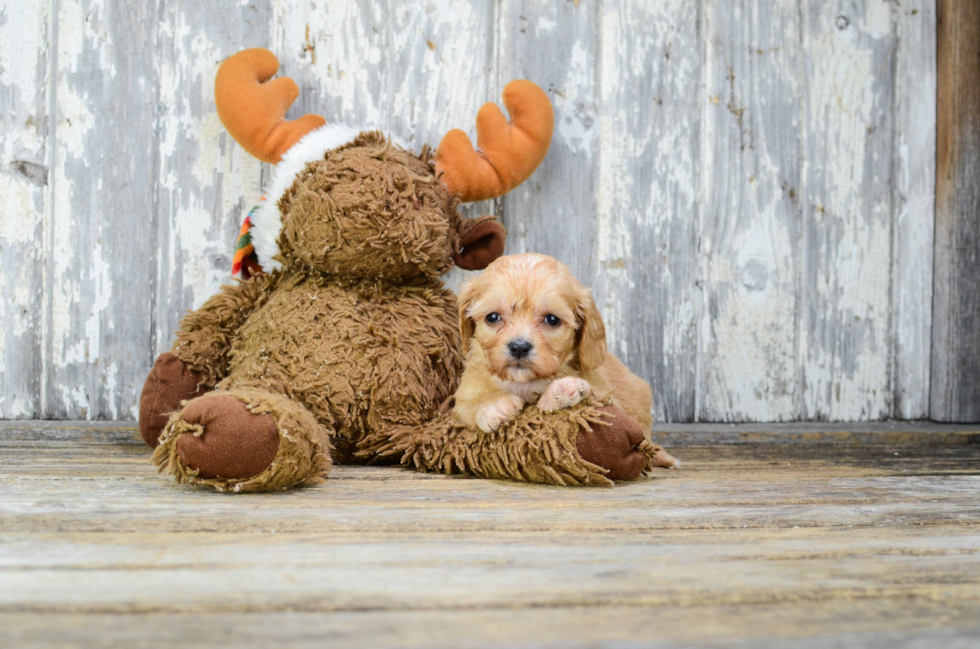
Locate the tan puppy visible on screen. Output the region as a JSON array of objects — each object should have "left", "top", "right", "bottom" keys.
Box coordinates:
[{"left": 453, "top": 253, "right": 653, "bottom": 434}]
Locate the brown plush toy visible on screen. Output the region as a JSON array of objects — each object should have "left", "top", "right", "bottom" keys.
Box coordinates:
[{"left": 139, "top": 48, "right": 674, "bottom": 492}]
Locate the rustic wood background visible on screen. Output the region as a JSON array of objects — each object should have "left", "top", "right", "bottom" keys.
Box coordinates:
[{"left": 0, "top": 0, "right": 952, "bottom": 422}]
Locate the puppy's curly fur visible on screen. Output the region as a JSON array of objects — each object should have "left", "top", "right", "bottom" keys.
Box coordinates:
[{"left": 453, "top": 253, "right": 654, "bottom": 434}]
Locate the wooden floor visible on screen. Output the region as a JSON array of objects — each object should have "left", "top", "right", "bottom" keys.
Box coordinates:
[{"left": 1, "top": 422, "right": 979, "bottom": 648}]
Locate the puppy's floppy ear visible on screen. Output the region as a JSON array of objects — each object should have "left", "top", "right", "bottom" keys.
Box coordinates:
[
  {"left": 454, "top": 216, "right": 506, "bottom": 270},
  {"left": 576, "top": 288, "right": 607, "bottom": 372},
  {"left": 457, "top": 279, "right": 479, "bottom": 355}
]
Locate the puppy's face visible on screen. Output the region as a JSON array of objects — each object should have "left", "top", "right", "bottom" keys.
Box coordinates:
[{"left": 458, "top": 254, "right": 607, "bottom": 383}]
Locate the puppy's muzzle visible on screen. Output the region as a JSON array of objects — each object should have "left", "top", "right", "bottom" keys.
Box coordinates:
[{"left": 507, "top": 339, "right": 533, "bottom": 360}]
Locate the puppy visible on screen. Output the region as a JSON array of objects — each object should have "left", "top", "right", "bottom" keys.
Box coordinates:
[{"left": 452, "top": 253, "right": 653, "bottom": 434}]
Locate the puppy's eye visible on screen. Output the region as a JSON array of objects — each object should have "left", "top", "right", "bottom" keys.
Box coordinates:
[
  {"left": 485, "top": 312, "right": 501, "bottom": 324},
  {"left": 544, "top": 314, "right": 561, "bottom": 327}
]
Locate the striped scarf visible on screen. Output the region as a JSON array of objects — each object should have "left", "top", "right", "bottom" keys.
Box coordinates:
[{"left": 232, "top": 200, "right": 264, "bottom": 280}]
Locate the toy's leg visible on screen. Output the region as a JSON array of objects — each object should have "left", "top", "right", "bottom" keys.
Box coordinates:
[
  {"left": 152, "top": 388, "right": 332, "bottom": 492},
  {"left": 576, "top": 405, "right": 679, "bottom": 480},
  {"left": 360, "top": 400, "right": 678, "bottom": 486},
  {"left": 139, "top": 353, "right": 207, "bottom": 448}
]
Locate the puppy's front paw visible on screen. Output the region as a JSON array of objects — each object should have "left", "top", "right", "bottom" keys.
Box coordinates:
[
  {"left": 538, "top": 377, "right": 591, "bottom": 412},
  {"left": 476, "top": 395, "right": 524, "bottom": 433}
]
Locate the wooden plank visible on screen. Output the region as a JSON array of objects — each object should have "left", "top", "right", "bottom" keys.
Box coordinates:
[
  {"left": 932, "top": 0, "right": 980, "bottom": 422},
  {"left": 43, "top": 0, "right": 160, "bottom": 419},
  {"left": 595, "top": 0, "right": 700, "bottom": 422},
  {"left": 1, "top": 423, "right": 979, "bottom": 646},
  {"left": 6, "top": 464, "right": 980, "bottom": 506},
  {"left": 386, "top": 0, "right": 494, "bottom": 162},
  {"left": 0, "top": 1, "right": 49, "bottom": 418},
  {"left": 386, "top": 0, "right": 497, "bottom": 293},
  {"left": 273, "top": 0, "right": 388, "bottom": 129},
  {"left": 152, "top": 1, "right": 271, "bottom": 360},
  {"left": 4, "top": 527, "right": 979, "bottom": 572},
  {"left": 1, "top": 529, "right": 979, "bottom": 612},
  {"left": 3, "top": 449, "right": 979, "bottom": 533},
  {"left": 651, "top": 424, "right": 980, "bottom": 447},
  {"left": 496, "top": 0, "right": 600, "bottom": 287},
  {"left": 5, "top": 444, "right": 980, "bottom": 482},
  {"left": 699, "top": 0, "right": 802, "bottom": 421},
  {"left": 892, "top": 0, "right": 936, "bottom": 419},
  {"left": 9, "top": 559, "right": 975, "bottom": 615},
  {"left": 800, "top": 1, "right": 898, "bottom": 420},
  {"left": 2, "top": 607, "right": 979, "bottom": 649},
  {"left": 6, "top": 420, "right": 980, "bottom": 446}
]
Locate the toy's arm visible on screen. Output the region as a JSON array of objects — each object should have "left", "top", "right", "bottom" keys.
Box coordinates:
[
  {"left": 139, "top": 273, "right": 276, "bottom": 448},
  {"left": 171, "top": 272, "right": 276, "bottom": 387},
  {"left": 358, "top": 400, "right": 676, "bottom": 485}
]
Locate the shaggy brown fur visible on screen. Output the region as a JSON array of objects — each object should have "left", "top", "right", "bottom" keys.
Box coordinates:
[
  {"left": 360, "top": 399, "right": 671, "bottom": 487},
  {"left": 154, "top": 388, "right": 332, "bottom": 492},
  {"left": 277, "top": 136, "right": 460, "bottom": 281},
  {"left": 143, "top": 132, "right": 672, "bottom": 491}
]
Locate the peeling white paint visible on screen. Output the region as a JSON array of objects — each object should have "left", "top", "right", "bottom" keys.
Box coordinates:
[
  {"left": 51, "top": 163, "right": 80, "bottom": 370},
  {"left": 275, "top": 0, "right": 387, "bottom": 129},
  {"left": 155, "top": 0, "right": 264, "bottom": 346},
  {"left": 0, "top": 317, "right": 5, "bottom": 378},
  {"left": 103, "top": 361, "right": 118, "bottom": 419},
  {"left": 597, "top": 0, "right": 700, "bottom": 421},
  {"left": 697, "top": 0, "right": 801, "bottom": 422},
  {"left": 59, "top": 384, "right": 91, "bottom": 419},
  {"left": 801, "top": 0, "right": 895, "bottom": 420},
  {"left": 0, "top": 0, "right": 939, "bottom": 422},
  {"left": 0, "top": 175, "right": 40, "bottom": 244},
  {"left": 535, "top": 15, "right": 556, "bottom": 34},
  {"left": 58, "top": 0, "right": 114, "bottom": 77},
  {"left": 0, "top": 2, "right": 45, "bottom": 111},
  {"left": 387, "top": 0, "right": 490, "bottom": 148},
  {"left": 554, "top": 40, "right": 595, "bottom": 156},
  {"left": 891, "top": 0, "right": 936, "bottom": 419},
  {"left": 596, "top": 7, "right": 629, "bottom": 356},
  {"left": 0, "top": 0, "right": 48, "bottom": 418}
]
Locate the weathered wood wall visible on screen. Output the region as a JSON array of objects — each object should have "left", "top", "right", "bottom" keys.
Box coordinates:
[
  {"left": 933, "top": 0, "right": 980, "bottom": 423},
  {"left": 0, "top": 0, "right": 946, "bottom": 422}
]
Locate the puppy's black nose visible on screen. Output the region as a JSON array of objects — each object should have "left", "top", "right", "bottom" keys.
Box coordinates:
[{"left": 508, "top": 339, "right": 533, "bottom": 359}]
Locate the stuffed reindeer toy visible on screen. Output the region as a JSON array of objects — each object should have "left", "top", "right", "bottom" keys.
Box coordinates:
[{"left": 139, "top": 48, "right": 669, "bottom": 491}]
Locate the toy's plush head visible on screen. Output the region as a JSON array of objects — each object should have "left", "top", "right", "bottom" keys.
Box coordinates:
[
  {"left": 276, "top": 131, "right": 461, "bottom": 281},
  {"left": 218, "top": 48, "right": 553, "bottom": 281}
]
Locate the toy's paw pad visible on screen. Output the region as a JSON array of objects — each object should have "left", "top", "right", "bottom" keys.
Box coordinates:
[
  {"left": 175, "top": 395, "right": 279, "bottom": 480},
  {"left": 576, "top": 406, "right": 648, "bottom": 481},
  {"left": 476, "top": 395, "right": 524, "bottom": 433},
  {"left": 538, "top": 377, "right": 591, "bottom": 412},
  {"left": 139, "top": 352, "right": 205, "bottom": 448}
]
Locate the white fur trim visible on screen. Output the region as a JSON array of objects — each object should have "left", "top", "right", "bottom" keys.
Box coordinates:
[{"left": 250, "top": 124, "right": 411, "bottom": 271}]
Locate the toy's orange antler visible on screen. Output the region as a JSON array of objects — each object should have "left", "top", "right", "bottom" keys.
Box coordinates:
[
  {"left": 215, "top": 48, "right": 326, "bottom": 164},
  {"left": 435, "top": 80, "right": 554, "bottom": 202}
]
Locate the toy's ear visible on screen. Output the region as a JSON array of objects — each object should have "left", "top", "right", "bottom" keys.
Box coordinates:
[
  {"left": 454, "top": 217, "right": 506, "bottom": 270},
  {"left": 576, "top": 288, "right": 607, "bottom": 372},
  {"left": 457, "top": 279, "right": 479, "bottom": 355}
]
